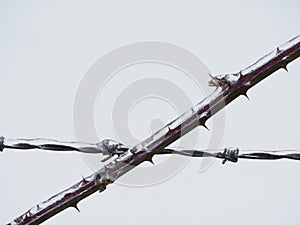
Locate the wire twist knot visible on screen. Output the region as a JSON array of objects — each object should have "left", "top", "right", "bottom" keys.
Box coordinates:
[
  {"left": 0, "top": 136, "right": 4, "bottom": 152},
  {"left": 219, "top": 147, "right": 239, "bottom": 164}
]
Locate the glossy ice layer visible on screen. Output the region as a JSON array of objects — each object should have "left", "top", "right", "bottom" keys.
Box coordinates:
[
  {"left": 3, "top": 138, "right": 101, "bottom": 153},
  {"left": 279, "top": 35, "right": 300, "bottom": 51},
  {"left": 9, "top": 174, "right": 95, "bottom": 225},
  {"left": 242, "top": 35, "right": 300, "bottom": 75}
]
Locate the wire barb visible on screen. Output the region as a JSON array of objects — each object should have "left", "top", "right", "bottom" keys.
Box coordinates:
[{"left": 217, "top": 147, "right": 239, "bottom": 164}]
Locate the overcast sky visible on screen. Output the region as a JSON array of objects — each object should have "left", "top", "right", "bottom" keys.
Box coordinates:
[{"left": 1, "top": 1, "right": 300, "bottom": 225}]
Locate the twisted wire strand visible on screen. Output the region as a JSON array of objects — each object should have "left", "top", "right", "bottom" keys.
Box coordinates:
[
  {"left": 239, "top": 150, "right": 300, "bottom": 160},
  {"left": 1, "top": 136, "right": 300, "bottom": 163},
  {"left": 1, "top": 137, "right": 102, "bottom": 153}
]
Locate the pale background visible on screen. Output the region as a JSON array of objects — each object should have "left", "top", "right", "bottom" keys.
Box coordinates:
[{"left": 0, "top": 0, "right": 300, "bottom": 224}]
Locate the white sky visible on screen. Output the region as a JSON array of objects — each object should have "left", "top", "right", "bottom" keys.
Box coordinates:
[{"left": 0, "top": 1, "right": 300, "bottom": 224}]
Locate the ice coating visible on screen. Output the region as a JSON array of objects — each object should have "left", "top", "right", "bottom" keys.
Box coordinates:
[
  {"left": 167, "top": 116, "right": 182, "bottom": 130},
  {"left": 180, "top": 108, "right": 195, "bottom": 122},
  {"left": 167, "top": 108, "right": 198, "bottom": 131},
  {"left": 241, "top": 35, "right": 300, "bottom": 76},
  {"left": 239, "top": 149, "right": 300, "bottom": 158},
  {"left": 152, "top": 127, "right": 169, "bottom": 143},
  {"left": 224, "top": 73, "right": 241, "bottom": 86},
  {"left": 8, "top": 173, "right": 95, "bottom": 225},
  {"left": 244, "top": 81, "right": 251, "bottom": 87},
  {"left": 192, "top": 88, "right": 223, "bottom": 115},
  {"left": 130, "top": 142, "right": 148, "bottom": 154},
  {"left": 192, "top": 98, "right": 209, "bottom": 112},
  {"left": 3, "top": 137, "right": 102, "bottom": 153},
  {"left": 278, "top": 35, "right": 300, "bottom": 51},
  {"left": 116, "top": 148, "right": 133, "bottom": 161},
  {"left": 242, "top": 49, "right": 278, "bottom": 75}
]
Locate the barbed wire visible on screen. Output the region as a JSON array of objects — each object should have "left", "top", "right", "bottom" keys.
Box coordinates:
[{"left": 1, "top": 136, "right": 299, "bottom": 164}]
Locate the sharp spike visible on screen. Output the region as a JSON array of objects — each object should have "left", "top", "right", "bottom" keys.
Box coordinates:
[
  {"left": 241, "top": 92, "right": 250, "bottom": 100},
  {"left": 244, "top": 94, "right": 250, "bottom": 100},
  {"left": 147, "top": 156, "right": 154, "bottom": 164},
  {"left": 276, "top": 47, "right": 281, "bottom": 54},
  {"left": 71, "top": 204, "right": 80, "bottom": 212},
  {"left": 81, "top": 176, "right": 87, "bottom": 183},
  {"left": 200, "top": 122, "right": 209, "bottom": 131},
  {"left": 282, "top": 64, "right": 289, "bottom": 72}
]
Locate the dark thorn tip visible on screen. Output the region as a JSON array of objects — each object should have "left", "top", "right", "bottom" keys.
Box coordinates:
[
  {"left": 147, "top": 156, "right": 154, "bottom": 164},
  {"left": 241, "top": 92, "right": 250, "bottom": 100},
  {"left": 242, "top": 93, "right": 250, "bottom": 100},
  {"left": 72, "top": 204, "right": 80, "bottom": 212},
  {"left": 200, "top": 122, "right": 209, "bottom": 131},
  {"left": 282, "top": 65, "right": 289, "bottom": 72},
  {"left": 276, "top": 47, "right": 281, "bottom": 54},
  {"left": 81, "top": 176, "right": 87, "bottom": 183}
]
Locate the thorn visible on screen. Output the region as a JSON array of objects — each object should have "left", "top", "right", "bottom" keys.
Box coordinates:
[
  {"left": 241, "top": 93, "right": 250, "bottom": 101},
  {"left": 81, "top": 176, "right": 87, "bottom": 183},
  {"left": 147, "top": 156, "right": 154, "bottom": 164},
  {"left": 241, "top": 91, "right": 249, "bottom": 100},
  {"left": 276, "top": 47, "right": 280, "bottom": 54},
  {"left": 282, "top": 64, "right": 289, "bottom": 72},
  {"left": 200, "top": 122, "right": 209, "bottom": 131},
  {"left": 71, "top": 204, "right": 80, "bottom": 212}
]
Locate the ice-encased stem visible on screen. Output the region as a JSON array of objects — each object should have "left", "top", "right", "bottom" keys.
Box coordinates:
[{"left": 8, "top": 35, "right": 300, "bottom": 225}]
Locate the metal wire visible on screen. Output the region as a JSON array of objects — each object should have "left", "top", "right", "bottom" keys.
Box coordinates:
[{"left": 1, "top": 136, "right": 300, "bottom": 164}]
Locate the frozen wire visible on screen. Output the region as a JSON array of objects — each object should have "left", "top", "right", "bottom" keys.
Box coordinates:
[{"left": 1, "top": 137, "right": 300, "bottom": 163}]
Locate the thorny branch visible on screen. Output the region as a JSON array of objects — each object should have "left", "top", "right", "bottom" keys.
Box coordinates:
[{"left": 6, "top": 35, "right": 300, "bottom": 225}]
